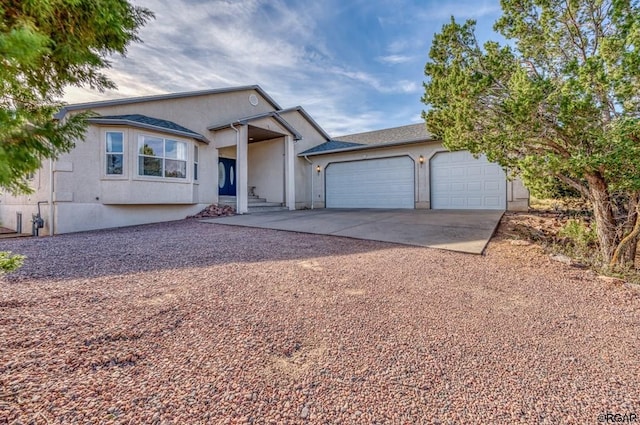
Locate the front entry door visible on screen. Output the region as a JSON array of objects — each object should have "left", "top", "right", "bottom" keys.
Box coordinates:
[{"left": 218, "top": 158, "right": 236, "bottom": 196}]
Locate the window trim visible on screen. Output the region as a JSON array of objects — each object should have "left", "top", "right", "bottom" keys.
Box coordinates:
[{"left": 102, "top": 129, "right": 128, "bottom": 179}]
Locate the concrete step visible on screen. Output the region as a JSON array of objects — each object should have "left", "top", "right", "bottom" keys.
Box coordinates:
[
  {"left": 247, "top": 205, "right": 289, "bottom": 213},
  {"left": 219, "top": 196, "right": 285, "bottom": 211},
  {"left": 218, "top": 196, "right": 236, "bottom": 204},
  {"left": 248, "top": 201, "right": 281, "bottom": 207},
  {"left": 220, "top": 196, "right": 271, "bottom": 204},
  {"left": 220, "top": 195, "right": 262, "bottom": 199}
]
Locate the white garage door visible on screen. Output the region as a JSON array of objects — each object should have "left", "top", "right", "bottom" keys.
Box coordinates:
[
  {"left": 431, "top": 151, "right": 506, "bottom": 210},
  {"left": 326, "top": 156, "right": 414, "bottom": 208}
]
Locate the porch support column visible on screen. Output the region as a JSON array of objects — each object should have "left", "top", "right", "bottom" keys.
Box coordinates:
[
  {"left": 285, "top": 135, "right": 296, "bottom": 210},
  {"left": 236, "top": 124, "right": 249, "bottom": 214}
]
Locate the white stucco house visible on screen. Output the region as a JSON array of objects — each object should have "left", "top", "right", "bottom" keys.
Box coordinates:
[{"left": 0, "top": 85, "right": 529, "bottom": 235}]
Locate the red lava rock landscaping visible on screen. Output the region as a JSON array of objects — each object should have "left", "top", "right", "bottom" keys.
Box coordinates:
[
  {"left": 188, "top": 204, "right": 235, "bottom": 218},
  {"left": 0, "top": 218, "right": 639, "bottom": 423}
]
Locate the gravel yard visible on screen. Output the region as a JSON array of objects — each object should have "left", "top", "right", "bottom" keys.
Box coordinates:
[{"left": 1, "top": 218, "right": 639, "bottom": 424}]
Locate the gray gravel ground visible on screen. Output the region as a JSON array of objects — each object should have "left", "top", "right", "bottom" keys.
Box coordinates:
[{"left": 1, "top": 218, "right": 639, "bottom": 424}]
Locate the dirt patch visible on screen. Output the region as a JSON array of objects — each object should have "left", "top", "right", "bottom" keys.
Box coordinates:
[{"left": 495, "top": 211, "right": 640, "bottom": 272}]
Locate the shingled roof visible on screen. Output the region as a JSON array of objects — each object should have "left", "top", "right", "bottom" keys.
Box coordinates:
[
  {"left": 88, "top": 114, "right": 209, "bottom": 143},
  {"left": 334, "top": 123, "right": 433, "bottom": 145},
  {"left": 299, "top": 140, "right": 364, "bottom": 155},
  {"left": 298, "top": 123, "right": 435, "bottom": 156}
]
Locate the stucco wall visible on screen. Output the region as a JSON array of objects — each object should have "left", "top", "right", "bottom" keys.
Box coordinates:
[
  {"left": 248, "top": 138, "right": 285, "bottom": 203},
  {"left": 0, "top": 160, "right": 53, "bottom": 234},
  {"left": 0, "top": 202, "right": 50, "bottom": 235},
  {"left": 79, "top": 89, "right": 277, "bottom": 139},
  {"left": 54, "top": 203, "right": 208, "bottom": 234}
]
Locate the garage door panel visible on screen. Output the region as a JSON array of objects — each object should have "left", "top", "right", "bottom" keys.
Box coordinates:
[
  {"left": 433, "top": 183, "right": 448, "bottom": 193},
  {"left": 450, "top": 166, "right": 467, "bottom": 177},
  {"left": 467, "top": 166, "right": 483, "bottom": 177},
  {"left": 484, "top": 181, "right": 502, "bottom": 191},
  {"left": 431, "top": 151, "right": 506, "bottom": 210},
  {"left": 485, "top": 196, "right": 503, "bottom": 206},
  {"left": 450, "top": 197, "right": 467, "bottom": 208},
  {"left": 326, "top": 156, "right": 414, "bottom": 209},
  {"left": 436, "top": 164, "right": 454, "bottom": 174},
  {"left": 467, "top": 198, "right": 483, "bottom": 208},
  {"left": 468, "top": 181, "right": 483, "bottom": 191}
]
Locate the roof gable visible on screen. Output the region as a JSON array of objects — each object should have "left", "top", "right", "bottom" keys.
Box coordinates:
[
  {"left": 208, "top": 111, "right": 302, "bottom": 141},
  {"left": 278, "top": 106, "right": 331, "bottom": 141}
]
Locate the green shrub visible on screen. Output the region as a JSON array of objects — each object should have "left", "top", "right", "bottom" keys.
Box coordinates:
[
  {"left": 525, "top": 174, "right": 582, "bottom": 201},
  {"left": 556, "top": 219, "right": 599, "bottom": 263},
  {"left": 0, "top": 251, "right": 25, "bottom": 274}
]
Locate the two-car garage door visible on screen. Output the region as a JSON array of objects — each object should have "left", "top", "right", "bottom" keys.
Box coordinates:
[
  {"left": 326, "top": 156, "right": 414, "bottom": 208},
  {"left": 324, "top": 151, "right": 506, "bottom": 210}
]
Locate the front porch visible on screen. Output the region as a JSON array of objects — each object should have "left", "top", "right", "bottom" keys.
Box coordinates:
[{"left": 209, "top": 113, "right": 300, "bottom": 214}]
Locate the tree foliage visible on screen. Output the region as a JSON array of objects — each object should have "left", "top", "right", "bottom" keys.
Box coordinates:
[
  {"left": 423, "top": 0, "right": 640, "bottom": 268},
  {"left": 0, "top": 0, "right": 153, "bottom": 193}
]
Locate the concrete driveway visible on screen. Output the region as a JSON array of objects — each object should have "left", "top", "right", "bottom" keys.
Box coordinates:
[{"left": 202, "top": 209, "right": 504, "bottom": 254}]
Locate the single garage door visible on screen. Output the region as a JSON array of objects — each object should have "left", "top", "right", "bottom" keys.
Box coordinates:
[
  {"left": 326, "top": 156, "right": 414, "bottom": 208},
  {"left": 431, "top": 151, "right": 506, "bottom": 210}
]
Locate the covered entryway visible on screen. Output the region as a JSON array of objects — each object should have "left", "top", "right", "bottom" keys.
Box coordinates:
[
  {"left": 325, "top": 156, "right": 415, "bottom": 209},
  {"left": 209, "top": 113, "right": 300, "bottom": 214},
  {"left": 430, "top": 151, "right": 506, "bottom": 210}
]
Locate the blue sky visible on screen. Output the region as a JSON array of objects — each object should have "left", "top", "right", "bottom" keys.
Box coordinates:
[{"left": 63, "top": 0, "right": 503, "bottom": 136}]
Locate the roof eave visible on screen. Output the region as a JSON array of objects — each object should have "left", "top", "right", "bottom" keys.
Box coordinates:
[
  {"left": 88, "top": 118, "right": 210, "bottom": 144},
  {"left": 297, "top": 138, "right": 437, "bottom": 157},
  {"left": 57, "top": 85, "right": 281, "bottom": 119},
  {"left": 273, "top": 114, "right": 302, "bottom": 141}
]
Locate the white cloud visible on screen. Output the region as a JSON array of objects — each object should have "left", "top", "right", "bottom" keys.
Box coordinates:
[
  {"left": 397, "top": 80, "right": 420, "bottom": 93},
  {"left": 387, "top": 39, "right": 411, "bottom": 53},
  {"left": 418, "top": 1, "right": 501, "bottom": 20},
  {"left": 376, "top": 54, "right": 415, "bottom": 64},
  {"left": 328, "top": 67, "right": 421, "bottom": 95},
  {"left": 318, "top": 108, "right": 388, "bottom": 137}
]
